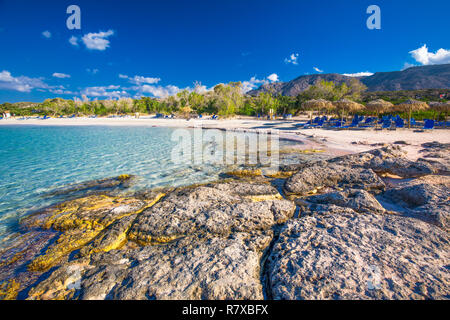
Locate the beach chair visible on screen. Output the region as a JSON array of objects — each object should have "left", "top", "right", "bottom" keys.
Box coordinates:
[
  {"left": 359, "top": 117, "right": 375, "bottom": 128},
  {"left": 423, "top": 119, "right": 435, "bottom": 130},
  {"left": 394, "top": 118, "right": 405, "bottom": 128},
  {"left": 331, "top": 120, "right": 343, "bottom": 128},
  {"left": 382, "top": 120, "right": 391, "bottom": 129}
]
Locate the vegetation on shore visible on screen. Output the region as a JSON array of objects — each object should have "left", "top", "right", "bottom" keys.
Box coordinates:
[{"left": 1, "top": 80, "right": 448, "bottom": 120}]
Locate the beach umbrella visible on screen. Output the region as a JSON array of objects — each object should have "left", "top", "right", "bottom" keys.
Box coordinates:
[
  {"left": 395, "top": 99, "right": 429, "bottom": 129},
  {"left": 366, "top": 99, "right": 394, "bottom": 128},
  {"left": 302, "top": 99, "right": 334, "bottom": 122},
  {"left": 429, "top": 101, "right": 450, "bottom": 127},
  {"left": 332, "top": 99, "right": 365, "bottom": 124},
  {"left": 366, "top": 99, "right": 393, "bottom": 117}
]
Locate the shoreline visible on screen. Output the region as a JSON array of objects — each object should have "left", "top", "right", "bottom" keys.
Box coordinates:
[{"left": 2, "top": 116, "right": 449, "bottom": 160}]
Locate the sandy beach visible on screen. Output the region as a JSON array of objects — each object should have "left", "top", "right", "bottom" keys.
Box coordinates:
[{"left": 2, "top": 116, "right": 449, "bottom": 160}]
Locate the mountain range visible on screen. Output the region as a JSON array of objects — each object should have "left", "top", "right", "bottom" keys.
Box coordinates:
[{"left": 248, "top": 64, "right": 450, "bottom": 96}]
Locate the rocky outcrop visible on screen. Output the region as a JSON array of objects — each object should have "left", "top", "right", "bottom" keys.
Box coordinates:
[
  {"left": 380, "top": 175, "right": 450, "bottom": 230},
  {"left": 128, "top": 182, "right": 295, "bottom": 245},
  {"left": 19, "top": 194, "right": 163, "bottom": 271},
  {"left": 1, "top": 146, "right": 449, "bottom": 301},
  {"left": 1, "top": 180, "right": 295, "bottom": 300},
  {"left": 284, "top": 164, "right": 384, "bottom": 195},
  {"left": 267, "top": 207, "right": 450, "bottom": 300},
  {"left": 327, "top": 146, "right": 436, "bottom": 178},
  {"left": 299, "top": 189, "right": 386, "bottom": 214},
  {"left": 28, "top": 232, "right": 272, "bottom": 300}
]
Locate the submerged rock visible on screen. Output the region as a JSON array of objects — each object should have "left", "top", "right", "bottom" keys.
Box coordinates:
[
  {"left": 267, "top": 207, "right": 450, "bottom": 300},
  {"left": 43, "top": 174, "right": 136, "bottom": 198}
]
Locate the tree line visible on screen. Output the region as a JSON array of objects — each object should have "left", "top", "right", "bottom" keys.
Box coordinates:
[{"left": 1, "top": 80, "right": 447, "bottom": 118}]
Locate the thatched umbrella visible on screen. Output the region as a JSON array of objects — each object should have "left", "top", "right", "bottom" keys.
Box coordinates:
[
  {"left": 395, "top": 99, "right": 429, "bottom": 129},
  {"left": 429, "top": 101, "right": 450, "bottom": 127},
  {"left": 366, "top": 99, "right": 394, "bottom": 128},
  {"left": 333, "top": 99, "right": 365, "bottom": 124},
  {"left": 302, "top": 99, "right": 334, "bottom": 123}
]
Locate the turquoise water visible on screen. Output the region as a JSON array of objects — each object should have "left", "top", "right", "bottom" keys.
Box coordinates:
[{"left": 0, "top": 125, "right": 301, "bottom": 246}]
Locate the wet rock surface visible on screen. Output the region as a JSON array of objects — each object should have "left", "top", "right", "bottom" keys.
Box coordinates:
[{"left": 1, "top": 146, "right": 449, "bottom": 300}]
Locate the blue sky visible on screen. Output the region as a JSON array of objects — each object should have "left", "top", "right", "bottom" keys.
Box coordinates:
[{"left": 0, "top": 0, "right": 449, "bottom": 103}]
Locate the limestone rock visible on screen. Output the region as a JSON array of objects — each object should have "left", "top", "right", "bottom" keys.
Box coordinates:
[
  {"left": 381, "top": 176, "right": 450, "bottom": 230},
  {"left": 128, "top": 182, "right": 295, "bottom": 245},
  {"left": 302, "top": 189, "right": 386, "bottom": 214},
  {"left": 284, "top": 164, "right": 384, "bottom": 195},
  {"left": 28, "top": 232, "right": 272, "bottom": 300},
  {"left": 267, "top": 208, "right": 450, "bottom": 300},
  {"left": 328, "top": 146, "right": 436, "bottom": 178},
  {"left": 20, "top": 195, "right": 157, "bottom": 271}
]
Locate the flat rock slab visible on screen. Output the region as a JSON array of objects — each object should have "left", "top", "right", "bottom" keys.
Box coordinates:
[
  {"left": 267, "top": 208, "right": 450, "bottom": 300},
  {"left": 129, "top": 182, "right": 295, "bottom": 245},
  {"left": 301, "top": 189, "right": 386, "bottom": 214},
  {"left": 284, "top": 164, "right": 385, "bottom": 195}
]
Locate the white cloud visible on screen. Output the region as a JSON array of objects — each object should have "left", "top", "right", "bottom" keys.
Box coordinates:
[
  {"left": 137, "top": 84, "right": 181, "bottom": 98},
  {"left": 42, "top": 30, "right": 51, "bottom": 38},
  {"left": 241, "top": 77, "right": 267, "bottom": 93},
  {"left": 267, "top": 73, "right": 279, "bottom": 82},
  {"left": 0, "top": 70, "right": 52, "bottom": 92},
  {"left": 86, "top": 68, "right": 99, "bottom": 75},
  {"left": 284, "top": 53, "right": 299, "bottom": 65},
  {"left": 401, "top": 62, "right": 417, "bottom": 71},
  {"left": 342, "top": 71, "right": 374, "bottom": 77},
  {"left": 82, "top": 30, "right": 114, "bottom": 51},
  {"left": 119, "top": 74, "right": 161, "bottom": 85},
  {"left": 409, "top": 44, "right": 450, "bottom": 65},
  {"left": 52, "top": 73, "right": 71, "bottom": 79},
  {"left": 69, "top": 36, "right": 78, "bottom": 46},
  {"left": 81, "top": 85, "right": 127, "bottom": 99},
  {"left": 313, "top": 67, "right": 324, "bottom": 73}
]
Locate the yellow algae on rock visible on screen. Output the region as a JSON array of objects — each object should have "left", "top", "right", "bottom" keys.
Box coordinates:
[
  {"left": 0, "top": 279, "right": 21, "bottom": 300},
  {"left": 28, "top": 228, "right": 102, "bottom": 272},
  {"left": 226, "top": 169, "right": 263, "bottom": 177},
  {"left": 117, "top": 174, "right": 131, "bottom": 181},
  {"left": 26, "top": 193, "right": 166, "bottom": 269},
  {"left": 265, "top": 171, "right": 295, "bottom": 179}
]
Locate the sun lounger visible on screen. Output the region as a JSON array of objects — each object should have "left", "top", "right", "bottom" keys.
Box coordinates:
[
  {"left": 423, "top": 119, "right": 435, "bottom": 130},
  {"left": 394, "top": 118, "right": 405, "bottom": 128},
  {"left": 382, "top": 120, "right": 391, "bottom": 129}
]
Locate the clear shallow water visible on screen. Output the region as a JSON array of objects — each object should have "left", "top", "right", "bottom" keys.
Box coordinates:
[{"left": 0, "top": 125, "right": 305, "bottom": 246}]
